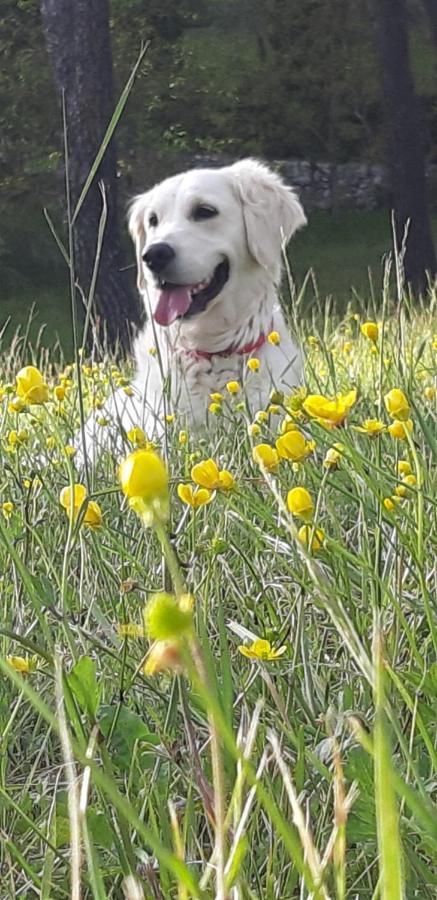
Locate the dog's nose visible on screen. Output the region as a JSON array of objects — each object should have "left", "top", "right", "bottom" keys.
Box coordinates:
[{"left": 143, "top": 242, "right": 176, "bottom": 274}]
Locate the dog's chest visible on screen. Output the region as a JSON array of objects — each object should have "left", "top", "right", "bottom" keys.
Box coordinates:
[{"left": 173, "top": 351, "right": 269, "bottom": 424}]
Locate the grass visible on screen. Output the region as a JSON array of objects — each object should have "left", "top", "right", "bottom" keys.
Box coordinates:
[
  {"left": 1, "top": 200, "right": 421, "bottom": 356},
  {"left": 1, "top": 274, "right": 436, "bottom": 898}
]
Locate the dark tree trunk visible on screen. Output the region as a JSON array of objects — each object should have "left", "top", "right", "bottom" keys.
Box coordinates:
[
  {"left": 377, "top": 0, "right": 436, "bottom": 292},
  {"left": 40, "top": 0, "right": 140, "bottom": 351},
  {"left": 422, "top": 0, "right": 437, "bottom": 49}
]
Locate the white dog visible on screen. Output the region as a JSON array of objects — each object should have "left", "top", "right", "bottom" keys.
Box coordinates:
[{"left": 77, "top": 158, "right": 306, "bottom": 464}]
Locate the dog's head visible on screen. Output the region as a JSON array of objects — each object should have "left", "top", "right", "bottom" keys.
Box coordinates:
[{"left": 128, "top": 158, "right": 306, "bottom": 327}]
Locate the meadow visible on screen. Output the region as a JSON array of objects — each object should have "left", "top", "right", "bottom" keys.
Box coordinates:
[{"left": 0, "top": 274, "right": 436, "bottom": 899}]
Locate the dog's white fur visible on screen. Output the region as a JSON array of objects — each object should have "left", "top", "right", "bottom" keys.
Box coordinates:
[{"left": 77, "top": 159, "right": 306, "bottom": 465}]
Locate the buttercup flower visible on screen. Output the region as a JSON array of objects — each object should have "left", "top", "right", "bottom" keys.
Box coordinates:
[
  {"left": 354, "top": 419, "right": 386, "bottom": 437},
  {"left": 248, "top": 423, "right": 262, "bottom": 436},
  {"left": 8, "top": 396, "right": 26, "bottom": 414},
  {"left": 178, "top": 430, "right": 188, "bottom": 445},
  {"left": 210, "top": 392, "right": 223, "bottom": 402},
  {"left": 361, "top": 322, "right": 379, "bottom": 343},
  {"left": 255, "top": 410, "right": 268, "bottom": 423},
  {"left": 226, "top": 381, "right": 240, "bottom": 394},
  {"left": 2, "top": 501, "right": 15, "bottom": 519},
  {"left": 267, "top": 331, "right": 281, "bottom": 345},
  {"left": 60, "top": 484, "right": 103, "bottom": 528},
  {"left": 247, "top": 357, "right": 260, "bottom": 372},
  {"left": 177, "top": 484, "right": 213, "bottom": 507},
  {"left": 303, "top": 390, "right": 357, "bottom": 428},
  {"left": 384, "top": 388, "right": 410, "bottom": 421},
  {"left": 252, "top": 443, "right": 279, "bottom": 472},
  {"left": 388, "top": 419, "right": 413, "bottom": 440},
  {"left": 6, "top": 655, "right": 38, "bottom": 674},
  {"left": 383, "top": 497, "right": 397, "bottom": 512},
  {"left": 209, "top": 402, "right": 222, "bottom": 415},
  {"left": 397, "top": 460, "right": 412, "bottom": 477},
  {"left": 54, "top": 385, "right": 66, "bottom": 402},
  {"left": 297, "top": 525, "right": 325, "bottom": 552},
  {"left": 276, "top": 429, "right": 314, "bottom": 462},
  {"left": 144, "top": 592, "right": 193, "bottom": 642},
  {"left": 238, "top": 638, "right": 286, "bottom": 660},
  {"left": 323, "top": 443, "right": 344, "bottom": 469},
  {"left": 119, "top": 449, "right": 168, "bottom": 505},
  {"left": 287, "top": 487, "right": 314, "bottom": 520},
  {"left": 16, "top": 366, "right": 49, "bottom": 405},
  {"left": 127, "top": 427, "right": 148, "bottom": 447},
  {"left": 424, "top": 386, "right": 435, "bottom": 401},
  {"left": 191, "top": 458, "right": 234, "bottom": 491}
]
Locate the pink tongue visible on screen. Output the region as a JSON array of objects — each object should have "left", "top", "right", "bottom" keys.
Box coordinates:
[{"left": 154, "top": 286, "right": 193, "bottom": 326}]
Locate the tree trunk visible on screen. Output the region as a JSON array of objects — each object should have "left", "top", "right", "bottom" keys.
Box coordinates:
[
  {"left": 40, "top": 0, "right": 140, "bottom": 352},
  {"left": 422, "top": 0, "right": 437, "bottom": 50},
  {"left": 377, "top": 0, "right": 436, "bottom": 292}
]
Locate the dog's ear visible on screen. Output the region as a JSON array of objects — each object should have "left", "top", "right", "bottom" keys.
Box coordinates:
[
  {"left": 230, "top": 159, "right": 306, "bottom": 274},
  {"left": 128, "top": 192, "right": 153, "bottom": 293}
]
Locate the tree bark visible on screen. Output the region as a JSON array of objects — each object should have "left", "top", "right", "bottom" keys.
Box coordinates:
[
  {"left": 40, "top": 0, "right": 140, "bottom": 351},
  {"left": 422, "top": 0, "right": 437, "bottom": 50},
  {"left": 377, "top": 0, "right": 436, "bottom": 292}
]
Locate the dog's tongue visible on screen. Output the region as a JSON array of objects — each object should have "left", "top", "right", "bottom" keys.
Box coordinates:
[{"left": 154, "top": 285, "right": 193, "bottom": 326}]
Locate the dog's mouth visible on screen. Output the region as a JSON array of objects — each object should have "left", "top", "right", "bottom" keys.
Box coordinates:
[{"left": 153, "top": 259, "right": 230, "bottom": 327}]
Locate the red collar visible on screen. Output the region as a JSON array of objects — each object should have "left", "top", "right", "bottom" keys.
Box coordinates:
[{"left": 179, "top": 328, "right": 269, "bottom": 362}]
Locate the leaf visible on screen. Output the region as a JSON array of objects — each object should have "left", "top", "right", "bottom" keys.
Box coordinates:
[
  {"left": 87, "top": 808, "right": 115, "bottom": 850},
  {"left": 68, "top": 656, "right": 100, "bottom": 720},
  {"left": 98, "top": 705, "right": 159, "bottom": 772}
]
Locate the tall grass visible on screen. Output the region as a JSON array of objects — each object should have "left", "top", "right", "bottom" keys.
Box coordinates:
[{"left": 1, "top": 275, "right": 436, "bottom": 897}]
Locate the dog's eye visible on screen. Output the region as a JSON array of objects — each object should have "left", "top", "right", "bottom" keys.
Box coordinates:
[
  {"left": 192, "top": 205, "right": 218, "bottom": 221},
  {"left": 148, "top": 213, "right": 158, "bottom": 227}
]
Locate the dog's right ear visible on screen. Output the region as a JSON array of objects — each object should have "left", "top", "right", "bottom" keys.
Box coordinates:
[{"left": 128, "top": 193, "right": 152, "bottom": 293}]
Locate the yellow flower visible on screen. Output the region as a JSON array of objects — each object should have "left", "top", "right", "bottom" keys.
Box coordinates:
[
  {"left": 165, "top": 414, "right": 175, "bottom": 424},
  {"left": 268, "top": 404, "right": 280, "bottom": 415},
  {"left": 297, "top": 525, "right": 325, "bottom": 552},
  {"left": 276, "top": 429, "right": 314, "bottom": 462},
  {"left": 148, "top": 346, "right": 157, "bottom": 356},
  {"left": 127, "top": 427, "right": 148, "bottom": 447},
  {"left": 83, "top": 501, "right": 103, "bottom": 529},
  {"left": 226, "top": 381, "right": 240, "bottom": 394},
  {"left": 143, "top": 640, "right": 184, "bottom": 675},
  {"left": 287, "top": 487, "right": 314, "bottom": 521},
  {"left": 144, "top": 592, "right": 193, "bottom": 642},
  {"left": 16, "top": 366, "right": 49, "bottom": 405},
  {"left": 64, "top": 446, "right": 77, "bottom": 458},
  {"left": 8, "top": 396, "right": 26, "bottom": 413},
  {"left": 178, "top": 430, "right": 188, "bottom": 445},
  {"left": 403, "top": 473, "right": 417, "bottom": 488},
  {"left": 252, "top": 443, "right": 279, "bottom": 472},
  {"left": 360, "top": 321, "right": 379, "bottom": 343},
  {"left": 60, "top": 483, "right": 87, "bottom": 512},
  {"left": 210, "top": 392, "right": 224, "bottom": 402},
  {"left": 6, "top": 655, "right": 38, "bottom": 674},
  {"left": 54, "top": 385, "right": 66, "bottom": 402},
  {"left": 209, "top": 402, "right": 222, "bottom": 415},
  {"left": 397, "top": 460, "right": 412, "bottom": 477},
  {"left": 394, "top": 483, "right": 407, "bottom": 498},
  {"left": 248, "top": 423, "right": 262, "bottom": 436},
  {"left": 303, "top": 390, "right": 357, "bottom": 428},
  {"left": 238, "top": 638, "right": 286, "bottom": 660},
  {"left": 2, "top": 501, "right": 15, "bottom": 519},
  {"left": 255, "top": 410, "right": 268, "bottom": 423},
  {"left": 117, "top": 623, "right": 145, "bottom": 638},
  {"left": 383, "top": 497, "right": 397, "bottom": 512},
  {"left": 177, "top": 484, "right": 213, "bottom": 507},
  {"left": 119, "top": 449, "right": 168, "bottom": 503},
  {"left": 123, "top": 386, "right": 134, "bottom": 397},
  {"left": 247, "top": 357, "right": 260, "bottom": 371},
  {"left": 424, "top": 386, "right": 435, "bottom": 401},
  {"left": 384, "top": 388, "right": 410, "bottom": 421},
  {"left": 46, "top": 436, "right": 56, "bottom": 450},
  {"left": 59, "top": 484, "right": 102, "bottom": 528},
  {"left": 354, "top": 418, "right": 386, "bottom": 437},
  {"left": 191, "top": 458, "right": 234, "bottom": 491},
  {"left": 323, "top": 443, "right": 344, "bottom": 470},
  {"left": 387, "top": 419, "right": 413, "bottom": 440},
  {"left": 267, "top": 331, "right": 281, "bottom": 345}
]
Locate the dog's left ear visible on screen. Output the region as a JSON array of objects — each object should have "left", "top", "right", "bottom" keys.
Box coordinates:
[
  {"left": 230, "top": 159, "right": 306, "bottom": 274},
  {"left": 128, "top": 192, "right": 153, "bottom": 293}
]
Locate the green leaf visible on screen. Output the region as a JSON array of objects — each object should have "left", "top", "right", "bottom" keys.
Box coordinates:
[
  {"left": 98, "top": 705, "right": 159, "bottom": 772},
  {"left": 68, "top": 656, "right": 100, "bottom": 720}
]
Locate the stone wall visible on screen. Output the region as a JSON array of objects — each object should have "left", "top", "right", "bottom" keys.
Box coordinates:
[{"left": 149, "top": 153, "right": 437, "bottom": 213}]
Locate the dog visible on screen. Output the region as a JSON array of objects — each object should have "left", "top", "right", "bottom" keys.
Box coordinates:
[{"left": 76, "top": 158, "right": 306, "bottom": 465}]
